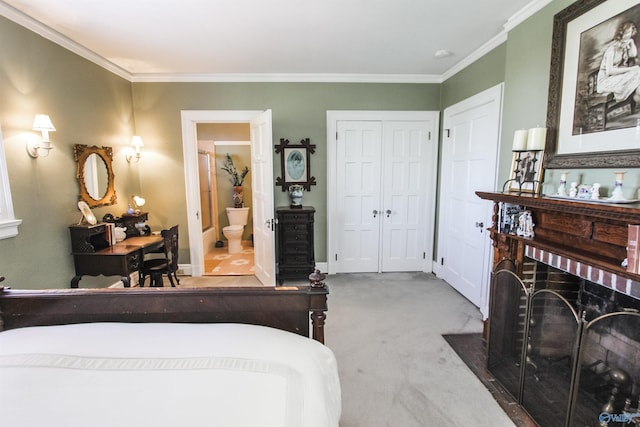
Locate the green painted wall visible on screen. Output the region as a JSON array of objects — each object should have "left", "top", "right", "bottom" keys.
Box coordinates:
[
  {"left": 131, "top": 82, "right": 440, "bottom": 267},
  {"left": 441, "top": 43, "right": 507, "bottom": 109},
  {"left": 0, "top": 16, "right": 137, "bottom": 289}
]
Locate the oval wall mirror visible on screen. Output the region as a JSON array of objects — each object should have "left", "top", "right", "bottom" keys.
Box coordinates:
[{"left": 73, "top": 144, "right": 117, "bottom": 208}]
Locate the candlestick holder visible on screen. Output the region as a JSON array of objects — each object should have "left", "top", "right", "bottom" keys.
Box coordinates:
[{"left": 502, "top": 150, "right": 543, "bottom": 194}]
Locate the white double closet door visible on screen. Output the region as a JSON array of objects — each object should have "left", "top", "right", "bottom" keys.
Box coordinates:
[{"left": 327, "top": 111, "right": 439, "bottom": 274}]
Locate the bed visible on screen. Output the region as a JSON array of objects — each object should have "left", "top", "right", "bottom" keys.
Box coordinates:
[{"left": 0, "top": 273, "right": 341, "bottom": 427}]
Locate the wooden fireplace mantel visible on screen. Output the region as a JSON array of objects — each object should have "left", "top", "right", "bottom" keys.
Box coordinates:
[{"left": 476, "top": 191, "right": 640, "bottom": 281}]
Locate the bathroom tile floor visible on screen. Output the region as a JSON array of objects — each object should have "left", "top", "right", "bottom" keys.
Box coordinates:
[{"left": 204, "top": 241, "right": 255, "bottom": 276}]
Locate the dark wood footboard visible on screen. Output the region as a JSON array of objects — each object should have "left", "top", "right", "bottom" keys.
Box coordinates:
[{"left": 0, "top": 273, "right": 329, "bottom": 343}]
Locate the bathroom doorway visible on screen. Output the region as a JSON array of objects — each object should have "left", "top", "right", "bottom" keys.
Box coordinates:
[
  {"left": 181, "top": 110, "right": 276, "bottom": 286},
  {"left": 196, "top": 123, "right": 254, "bottom": 276}
]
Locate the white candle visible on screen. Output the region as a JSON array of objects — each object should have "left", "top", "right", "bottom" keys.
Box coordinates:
[
  {"left": 527, "top": 127, "right": 547, "bottom": 151},
  {"left": 512, "top": 129, "right": 528, "bottom": 151}
]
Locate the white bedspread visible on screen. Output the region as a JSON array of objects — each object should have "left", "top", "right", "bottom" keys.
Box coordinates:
[{"left": 0, "top": 323, "right": 341, "bottom": 427}]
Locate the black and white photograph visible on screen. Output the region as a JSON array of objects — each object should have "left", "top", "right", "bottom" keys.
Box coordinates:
[{"left": 572, "top": 3, "right": 640, "bottom": 134}]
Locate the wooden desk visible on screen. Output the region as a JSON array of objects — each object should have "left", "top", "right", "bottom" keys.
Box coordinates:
[{"left": 70, "top": 235, "right": 163, "bottom": 288}]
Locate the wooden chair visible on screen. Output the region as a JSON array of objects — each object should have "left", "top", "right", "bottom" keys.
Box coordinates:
[{"left": 140, "top": 225, "right": 179, "bottom": 287}]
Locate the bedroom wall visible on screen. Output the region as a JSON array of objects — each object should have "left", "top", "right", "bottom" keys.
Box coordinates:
[
  {"left": 0, "top": 16, "right": 138, "bottom": 289},
  {"left": 131, "top": 82, "right": 441, "bottom": 266}
]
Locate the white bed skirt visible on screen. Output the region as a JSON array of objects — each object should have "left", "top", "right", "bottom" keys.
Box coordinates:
[{"left": 0, "top": 323, "right": 341, "bottom": 427}]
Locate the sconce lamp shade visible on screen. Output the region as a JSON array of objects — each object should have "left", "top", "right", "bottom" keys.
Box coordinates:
[
  {"left": 32, "top": 114, "right": 55, "bottom": 132},
  {"left": 527, "top": 127, "right": 547, "bottom": 151},
  {"left": 131, "top": 135, "right": 144, "bottom": 148},
  {"left": 28, "top": 114, "right": 56, "bottom": 158},
  {"left": 126, "top": 136, "right": 144, "bottom": 162}
]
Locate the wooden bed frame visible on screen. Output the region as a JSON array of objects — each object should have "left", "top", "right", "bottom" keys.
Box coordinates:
[{"left": 0, "top": 272, "right": 329, "bottom": 343}]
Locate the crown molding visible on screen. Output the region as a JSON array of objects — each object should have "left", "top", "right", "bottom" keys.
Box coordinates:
[
  {"left": 503, "top": 0, "right": 554, "bottom": 32},
  {"left": 0, "top": 0, "right": 132, "bottom": 81},
  {"left": 131, "top": 72, "right": 441, "bottom": 84}
]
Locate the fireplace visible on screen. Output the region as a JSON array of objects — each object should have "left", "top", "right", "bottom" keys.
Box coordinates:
[
  {"left": 476, "top": 192, "right": 640, "bottom": 427},
  {"left": 489, "top": 256, "right": 640, "bottom": 426}
]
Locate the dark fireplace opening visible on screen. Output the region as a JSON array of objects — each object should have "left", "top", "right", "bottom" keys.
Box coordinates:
[{"left": 488, "top": 258, "right": 640, "bottom": 427}]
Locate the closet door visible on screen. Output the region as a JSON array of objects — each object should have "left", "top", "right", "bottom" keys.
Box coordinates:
[
  {"left": 331, "top": 114, "right": 437, "bottom": 274},
  {"left": 380, "top": 121, "right": 434, "bottom": 271},
  {"left": 335, "top": 120, "right": 383, "bottom": 272}
]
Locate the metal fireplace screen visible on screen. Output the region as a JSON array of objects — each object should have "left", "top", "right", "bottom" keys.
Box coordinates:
[{"left": 488, "top": 259, "right": 640, "bottom": 427}]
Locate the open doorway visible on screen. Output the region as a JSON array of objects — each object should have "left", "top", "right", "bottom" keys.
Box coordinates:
[
  {"left": 180, "top": 110, "right": 276, "bottom": 285},
  {"left": 196, "top": 123, "right": 254, "bottom": 275}
]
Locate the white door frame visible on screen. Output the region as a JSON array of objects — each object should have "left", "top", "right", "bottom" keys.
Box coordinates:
[
  {"left": 181, "top": 110, "right": 265, "bottom": 276},
  {"left": 326, "top": 110, "right": 439, "bottom": 275}
]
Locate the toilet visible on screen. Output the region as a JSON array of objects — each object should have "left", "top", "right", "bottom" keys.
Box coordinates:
[{"left": 223, "top": 207, "right": 250, "bottom": 254}]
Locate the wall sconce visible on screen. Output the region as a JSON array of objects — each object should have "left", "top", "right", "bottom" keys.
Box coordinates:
[
  {"left": 28, "top": 114, "right": 56, "bottom": 158},
  {"left": 502, "top": 127, "right": 547, "bottom": 193},
  {"left": 126, "top": 135, "right": 144, "bottom": 162}
]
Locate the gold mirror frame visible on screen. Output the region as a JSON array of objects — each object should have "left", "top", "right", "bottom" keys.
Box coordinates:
[{"left": 73, "top": 144, "right": 117, "bottom": 208}]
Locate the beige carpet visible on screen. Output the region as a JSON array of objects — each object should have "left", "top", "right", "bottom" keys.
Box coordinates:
[{"left": 204, "top": 244, "right": 254, "bottom": 276}]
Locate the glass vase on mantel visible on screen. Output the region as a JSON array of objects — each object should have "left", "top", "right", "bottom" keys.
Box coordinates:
[{"left": 232, "top": 186, "right": 244, "bottom": 208}]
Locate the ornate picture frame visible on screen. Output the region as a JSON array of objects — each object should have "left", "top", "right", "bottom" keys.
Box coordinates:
[
  {"left": 544, "top": 0, "right": 640, "bottom": 168},
  {"left": 275, "top": 138, "right": 317, "bottom": 191}
]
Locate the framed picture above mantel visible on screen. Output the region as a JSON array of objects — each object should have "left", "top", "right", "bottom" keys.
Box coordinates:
[{"left": 544, "top": 0, "right": 640, "bottom": 168}]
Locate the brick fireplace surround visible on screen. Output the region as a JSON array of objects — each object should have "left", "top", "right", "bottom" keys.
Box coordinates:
[{"left": 525, "top": 245, "right": 640, "bottom": 300}]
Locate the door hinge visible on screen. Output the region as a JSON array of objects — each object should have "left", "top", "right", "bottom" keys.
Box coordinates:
[
  {"left": 336, "top": 131, "right": 338, "bottom": 140},
  {"left": 423, "top": 252, "right": 426, "bottom": 259},
  {"left": 445, "top": 129, "right": 450, "bottom": 138},
  {"left": 335, "top": 254, "right": 338, "bottom": 261},
  {"left": 440, "top": 257, "right": 444, "bottom": 265},
  {"left": 428, "top": 131, "right": 431, "bottom": 140}
]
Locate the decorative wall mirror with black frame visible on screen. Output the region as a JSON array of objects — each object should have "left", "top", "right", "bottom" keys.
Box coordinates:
[
  {"left": 73, "top": 144, "right": 117, "bottom": 208},
  {"left": 544, "top": 0, "right": 640, "bottom": 168},
  {"left": 275, "top": 138, "right": 317, "bottom": 191}
]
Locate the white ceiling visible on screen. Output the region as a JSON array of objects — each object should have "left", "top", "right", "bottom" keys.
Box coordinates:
[{"left": 0, "top": 0, "right": 551, "bottom": 83}]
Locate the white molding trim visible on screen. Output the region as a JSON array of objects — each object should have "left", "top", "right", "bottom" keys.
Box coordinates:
[
  {"left": 0, "top": 126, "right": 21, "bottom": 240},
  {"left": 0, "top": 1, "right": 132, "bottom": 81},
  {"left": 504, "top": 0, "right": 555, "bottom": 32},
  {"left": 132, "top": 73, "right": 442, "bottom": 84}
]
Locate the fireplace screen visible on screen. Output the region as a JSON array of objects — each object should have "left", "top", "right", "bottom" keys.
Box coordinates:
[
  {"left": 488, "top": 259, "right": 640, "bottom": 427},
  {"left": 487, "top": 267, "right": 529, "bottom": 402},
  {"left": 521, "top": 290, "right": 580, "bottom": 427}
]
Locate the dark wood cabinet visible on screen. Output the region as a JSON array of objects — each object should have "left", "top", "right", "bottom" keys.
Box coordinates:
[{"left": 276, "top": 206, "right": 315, "bottom": 285}]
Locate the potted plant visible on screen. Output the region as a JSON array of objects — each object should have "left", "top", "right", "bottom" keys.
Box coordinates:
[{"left": 221, "top": 153, "right": 250, "bottom": 207}]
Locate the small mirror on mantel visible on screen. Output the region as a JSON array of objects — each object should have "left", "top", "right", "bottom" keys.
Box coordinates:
[{"left": 73, "top": 144, "right": 117, "bottom": 208}]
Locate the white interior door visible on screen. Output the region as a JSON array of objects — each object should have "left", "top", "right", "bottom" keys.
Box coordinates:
[
  {"left": 250, "top": 110, "right": 276, "bottom": 286},
  {"left": 381, "top": 121, "right": 435, "bottom": 272},
  {"left": 334, "top": 120, "right": 383, "bottom": 273},
  {"left": 437, "top": 84, "right": 503, "bottom": 312},
  {"left": 328, "top": 111, "right": 439, "bottom": 275}
]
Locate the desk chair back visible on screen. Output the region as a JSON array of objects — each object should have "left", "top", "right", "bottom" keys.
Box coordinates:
[{"left": 140, "top": 225, "right": 179, "bottom": 287}]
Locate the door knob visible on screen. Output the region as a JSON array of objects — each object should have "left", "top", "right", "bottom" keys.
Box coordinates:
[
  {"left": 386, "top": 209, "right": 392, "bottom": 218},
  {"left": 373, "top": 209, "right": 378, "bottom": 218}
]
